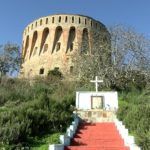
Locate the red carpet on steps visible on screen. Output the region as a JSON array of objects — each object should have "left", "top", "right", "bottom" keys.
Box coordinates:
[{"left": 65, "top": 122, "right": 130, "bottom": 150}]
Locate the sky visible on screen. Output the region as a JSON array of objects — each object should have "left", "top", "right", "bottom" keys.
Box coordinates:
[{"left": 0, "top": 0, "right": 150, "bottom": 46}]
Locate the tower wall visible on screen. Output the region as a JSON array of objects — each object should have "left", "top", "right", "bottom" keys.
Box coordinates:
[{"left": 20, "top": 14, "right": 110, "bottom": 78}]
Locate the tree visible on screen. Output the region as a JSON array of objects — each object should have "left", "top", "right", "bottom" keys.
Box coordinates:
[
  {"left": 73, "top": 25, "right": 150, "bottom": 89},
  {"left": 0, "top": 43, "right": 21, "bottom": 77},
  {"left": 109, "top": 25, "right": 150, "bottom": 89},
  {"left": 72, "top": 27, "right": 112, "bottom": 87},
  {"left": 110, "top": 25, "right": 150, "bottom": 72}
]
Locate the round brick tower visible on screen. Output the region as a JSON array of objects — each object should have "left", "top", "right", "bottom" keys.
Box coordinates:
[{"left": 20, "top": 14, "right": 110, "bottom": 78}]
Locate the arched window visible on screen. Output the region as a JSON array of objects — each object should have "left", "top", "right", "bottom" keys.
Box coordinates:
[
  {"left": 52, "top": 26, "right": 63, "bottom": 53},
  {"left": 70, "top": 66, "right": 74, "bottom": 74},
  {"left": 30, "top": 31, "right": 38, "bottom": 58},
  {"left": 31, "top": 24, "right": 33, "bottom": 30},
  {"left": 95, "top": 23, "right": 97, "bottom": 28},
  {"left": 79, "top": 17, "right": 81, "bottom": 24},
  {"left": 59, "top": 16, "right": 61, "bottom": 23},
  {"left": 39, "top": 28, "right": 49, "bottom": 55},
  {"left": 46, "top": 18, "right": 48, "bottom": 24},
  {"left": 35, "top": 22, "right": 37, "bottom": 27},
  {"left": 65, "top": 16, "right": 68, "bottom": 22},
  {"left": 52, "top": 17, "right": 54, "bottom": 23},
  {"left": 81, "top": 28, "right": 89, "bottom": 54},
  {"left": 24, "top": 35, "right": 29, "bottom": 59},
  {"left": 40, "top": 19, "right": 42, "bottom": 25},
  {"left": 72, "top": 17, "right": 74, "bottom": 23},
  {"left": 39, "top": 68, "right": 44, "bottom": 75},
  {"left": 66, "top": 26, "right": 76, "bottom": 53},
  {"left": 91, "top": 21, "right": 93, "bottom": 27},
  {"left": 85, "top": 19, "right": 87, "bottom": 25}
]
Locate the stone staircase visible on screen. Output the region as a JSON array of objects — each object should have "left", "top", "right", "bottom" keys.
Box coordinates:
[
  {"left": 65, "top": 122, "right": 130, "bottom": 150},
  {"left": 49, "top": 111, "right": 140, "bottom": 150}
]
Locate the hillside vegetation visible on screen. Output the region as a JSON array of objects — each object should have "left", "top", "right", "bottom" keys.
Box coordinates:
[
  {"left": 0, "top": 76, "right": 149, "bottom": 149},
  {"left": 0, "top": 77, "right": 77, "bottom": 149},
  {"left": 117, "top": 88, "right": 150, "bottom": 149},
  {"left": 0, "top": 25, "right": 150, "bottom": 149}
]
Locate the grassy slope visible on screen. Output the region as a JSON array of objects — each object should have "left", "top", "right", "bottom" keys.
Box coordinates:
[
  {"left": 30, "top": 133, "right": 60, "bottom": 150},
  {"left": 117, "top": 89, "right": 150, "bottom": 149}
]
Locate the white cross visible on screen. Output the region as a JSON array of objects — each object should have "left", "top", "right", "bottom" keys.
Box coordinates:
[{"left": 90, "top": 76, "right": 103, "bottom": 92}]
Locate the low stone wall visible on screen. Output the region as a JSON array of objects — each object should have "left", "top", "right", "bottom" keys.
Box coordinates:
[{"left": 75, "top": 109, "right": 116, "bottom": 122}]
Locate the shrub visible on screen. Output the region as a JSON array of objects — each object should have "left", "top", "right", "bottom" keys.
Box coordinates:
[{"left": 0, "top": 77, "right": 75, "bottom": 148}]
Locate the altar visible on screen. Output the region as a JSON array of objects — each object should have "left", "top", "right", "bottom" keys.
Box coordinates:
[
  {"left": 76, "top": 76, "right": 118, "bottom": 111},
  {"left": 76, "top": 91, "right": 118, "bottom": 111}
]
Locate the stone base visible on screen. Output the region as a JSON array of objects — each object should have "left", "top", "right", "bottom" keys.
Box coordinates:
[{"left": 74, "top": 109, "right": 116, "bottom": 123}]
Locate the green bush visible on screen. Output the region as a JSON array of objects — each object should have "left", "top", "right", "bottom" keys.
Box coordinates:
[
  {"left": 47, "top": 68, "right": 63, "bottom": 81},
  {"left": 117, "top": 89, "right": 150, "bottom": 150},
  {"left": 0, "top": 77, "right": 75, "bottom": 148}
]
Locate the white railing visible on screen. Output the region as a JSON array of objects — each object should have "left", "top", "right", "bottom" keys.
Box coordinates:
[
  {"left": 114, "top": 118, "right": 141, "bottom": 150},
  {"left": 49, "top": 115, "right": 80, "bottom": 150}
]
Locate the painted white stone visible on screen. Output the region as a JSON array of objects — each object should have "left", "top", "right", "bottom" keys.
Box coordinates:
[
  {"left": 114, "top": 119, "right": 141, "bottom": 150},
  {"left": 76, "top": 91, "right": 118, "bottom": 110},
  {"left": 67, "top": 128, "right": 74, "bottom": 138},
  {"left": 69, "top": 125, "right": 76, "bottom": 134},
  {"left": 49, "top": 144, "right": 64, "bottom": 150},
  {"left": 127, "top": 136, "right": 135, "bottom": 145},
  {"left": 130, "top": 144, "right": 141, "bottom": 150},
  {"left": 60, "top": 135, "right": 70, "bottom": 146},
  {"left": 74, "top": 117, "right": 80, "bottom": 126},
  {"left": 72, "top": 121, "right": 77, "bottom": 131}
]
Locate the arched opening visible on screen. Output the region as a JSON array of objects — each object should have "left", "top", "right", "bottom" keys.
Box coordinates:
[
  {"left": 91, "top": 21, "right": 93, "bottom": 27},
  {"left": 52, "top": 26, "right": 63, "bottom": 53},
  {"left": 72, "top": 17, "right": 74, "bottom": 23},
  {"left": 39, "top": 68, "right": 44, "bottom": 75},
  {"left": 30, "top": 31, "right": 38, "bottom": 58},
  {"left": 70, "top": 66, "right": 74, "bottom": 74},
  {"left": 24, "top": 35, "right": 29, "bottom": 59},
  {"left": 40, "top": 19, "right": 42, "bottom": 25},
  {"left": 79, "top": 17, "right": 81, "bottom": 24},
  {"left": 35, "top": 22, "right": 37, "bottom": 27},
  {"left": 95, "top": 23, "right": 97, "bottom": 28},
  {"left": 59, "top": 16, "right": 61, "bottom": 22},
  {"left": 39, "top": 28, "right": 49, "bottom": 55},
  {"left": 31, "top": 24, "right": 33, "bottom": 30},
  {"left": 65, "top": 16, "right": 68, "bottom": 22},
  {"left": 46, "top": 18, "right": 48, "bottom": 24},
  {"left": 52, "top": 17, "right": 54, "bottom": 23},
  {"left": 85, "top": 19, "right": 87, "bottom": 25},
  {"left": 81, "top": 28, "right": 89, "bottom": 54},
  {"left": 66, "top": 26, "right": 76, "bottom": 53}
]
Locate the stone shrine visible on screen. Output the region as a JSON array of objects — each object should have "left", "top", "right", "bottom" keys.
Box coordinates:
[
  {"left": 75, "top": 76, "right": 118, "bottom": 122},
  {"left": 49, "top": 76, "right": 141, "bottom": 150}
]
